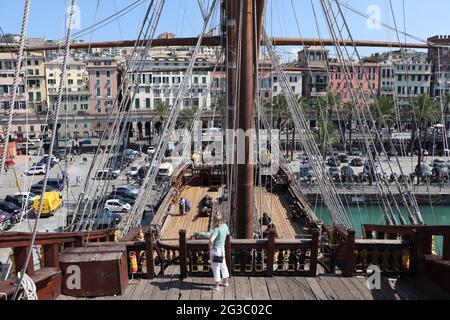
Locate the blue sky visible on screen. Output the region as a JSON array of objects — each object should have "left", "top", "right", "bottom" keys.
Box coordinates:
[{"left": 0, "top": 0, "right": 448, "bottom": 58}]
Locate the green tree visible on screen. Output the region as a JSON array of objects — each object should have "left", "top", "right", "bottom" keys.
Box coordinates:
[
  {"left": 179, "top": 106, "right": 198, "bottom": 129},
  {"left": 407, "top": 94, "right": 439, "bottom": 168},
  {"left": 154, "top": 101, "right": 171, "bottom": 135},
  {"left": 373, "top": 96, "right": 396, "bottom": 130},
  {"left": 314, "top": 122, "right": 340, "bottom": 160},
  {"left": 319, "top": 92, "right": 341, "bottom": 123},
  {"left": 341, "top": 102, "right": 355, "bottom": 155},
  {"left": 442, "top": 93, "right": 450, "bottom": 134}
]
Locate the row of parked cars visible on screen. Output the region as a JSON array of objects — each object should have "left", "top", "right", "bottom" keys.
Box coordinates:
[{"left": 24, "top": 155, "right": 60, "bottom": 176}]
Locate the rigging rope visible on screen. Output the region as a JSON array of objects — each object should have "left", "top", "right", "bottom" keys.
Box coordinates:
[{"left": 13, "top": 0, "right": 77, "bottom": 300}]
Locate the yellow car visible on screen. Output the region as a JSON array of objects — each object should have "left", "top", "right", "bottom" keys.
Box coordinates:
[{"left": 33, "top": 191, "right": 62, "bottom": 217}]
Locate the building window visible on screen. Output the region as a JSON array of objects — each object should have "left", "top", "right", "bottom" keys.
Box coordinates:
[
  {"left": 28, "top": 92, "right": 34, "bottom": 102},
  {"left": 106, "top": 71, "right": 111, "bottom": 77},
  {"left": 107, "top": 88, "right": 111, "bottom": 96},
  {"left": 146, "top": 98, "right": 151, "bottom": 109},
  {"left": 96, "top": 71, "right": 100, "bottom": 78},
  {"left": 135, "top": 99, "right": 140, "bottom": 109},
  {"left": 96, "top": 88, "right": 101, "bottom": 96}
]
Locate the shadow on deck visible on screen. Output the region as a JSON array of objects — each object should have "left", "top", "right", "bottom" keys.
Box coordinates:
[{"left": 58, "top": 265, "right": 450, "bottom": 301}]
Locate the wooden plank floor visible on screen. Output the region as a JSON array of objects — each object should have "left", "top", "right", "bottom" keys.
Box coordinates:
[
  {"left": 59, "top": 267, "right": 450, "bottom": 300},
  {"left": 159, "top": 187, "right": 218, "bottom": 245},
  {"left": 255, "top": 187, "right": 304, "bottom": 239}
]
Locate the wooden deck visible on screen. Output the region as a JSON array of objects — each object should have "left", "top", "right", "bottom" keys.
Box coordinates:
[
  {"left": 255, "top": 187, "right": 304, "bottom": 239},
  {"left": 58, "top": 265, "right": 450, "bottom": 300},
  {"left": 159, "top": 186, "right": 219, "bottom": 245}
]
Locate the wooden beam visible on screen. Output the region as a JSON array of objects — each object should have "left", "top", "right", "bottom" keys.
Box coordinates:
[{"left": 2, "top": 36, "right": 436, "bottom": 53}]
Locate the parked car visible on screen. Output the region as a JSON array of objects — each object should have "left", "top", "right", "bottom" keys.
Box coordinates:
[
  {"left": 13, "top": 192, "right": 38, "bottom": 203},
  {"left": 92, "top": 210, "right": 122, "bottom": 230},
  {"left": 38, "top": 155, "right": 60, "bottom": 167},
  {"left": 127, "top": 166, "right": 139, "bottom": 177},
  {"left": 341, "top": 165, "right": 355, "bottom": 180},
  {"left": 415, "top": 163, "right": 433, "bottom": 177},
  {"left": 38, "top": 178, "right": 64, "bottom": 192},
  {"left": 113, "top": 185, "right": 140, "bottom": 195},
  {"left": 29, "top": 184, "right": 58, "bottom": 195},
  {"left": 33, "top": 191, "right": 62, "bottom": 217},
  {"left": 0, "top": 210, "right": 15, "bottom": 231},
  {"left": 432, "top": 159, "right": 446, "bottom": 168},
  {"left": 147, "top": 145, "right": 156, "bottom": 155},
  {"left": 327, "top": 167, "right": 341, "bottom": 181},
  {"left": 25, "top": 165, "right": 47, "bottom": 176},
  {"left": 0, "top": 200, "right": 22, "bottom": 217},
  {"left": 415, "top": 149, "right": 429, "bottom": 156},
  {"left": 350, "top": 158, "right": 364, "bottom": 167},
  {"left": 110, "top": 189, "right": 138, "bottom": 200},
  {"left": 4, "top": 195, "right": 33, "bottom": 210},
  {"left": 351, "top": 148, "right": 362, "bottom": 156},
  {"left": 96, "top": 169, "right": 118, "bottom": 180},
  {"left": 327, "top": 157, "right": 340, "bottom": 167},
  {"left": 338, "top": 154, "right": 348, "bottom": 163},
  {"left": 106, "top": 194, "right": 136, "bottom": 206},
  {"left": 104, "top": 199, "right": 131, "bottom": 213}
]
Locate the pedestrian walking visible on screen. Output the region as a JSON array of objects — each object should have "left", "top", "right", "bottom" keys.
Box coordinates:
[
  {"left": 209, "top": 214, "right": 230, "bottom": 292},
  {"left": 76, "top": 175, "right": 81, "bottom": 186}
]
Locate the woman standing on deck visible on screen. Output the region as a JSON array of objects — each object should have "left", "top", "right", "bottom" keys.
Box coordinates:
[{"left": 209, "top": 214, "right": 230, "bottom": 291}]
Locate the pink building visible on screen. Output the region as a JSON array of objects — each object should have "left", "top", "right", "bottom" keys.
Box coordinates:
[
  {"left": 86, "top": 56, "right": 118, "bottom": 136},
  {"left": 329, "top": 60, "right": 379, "bottom": 104},
  {"left": 86, "top": 56, "right": 118, "bottom": 113}
]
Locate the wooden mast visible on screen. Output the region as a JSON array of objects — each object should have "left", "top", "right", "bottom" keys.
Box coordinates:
[{"left": 234, "top": 0, "right": 264, "bottom": 239}]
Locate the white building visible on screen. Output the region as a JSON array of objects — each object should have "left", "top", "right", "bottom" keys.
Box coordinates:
[{"left": 379, "top": 51, "right": 432, "bottom": 108}]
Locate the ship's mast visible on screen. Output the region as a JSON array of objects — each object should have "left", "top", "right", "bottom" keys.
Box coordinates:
[{"left": 227, "top": 0, "right": 264, "bottom": 239}]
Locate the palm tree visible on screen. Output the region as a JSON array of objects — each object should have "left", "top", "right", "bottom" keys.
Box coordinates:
[
  {"left": 154, "top": 101, "right": 170, "bottom": 135},
  {"left": 407, "top": 94, "right": 439, "bottom": 168},
  {"left": 442, "top": 93, "right": 450, "bottom": 134},
  {"left": 179, "top": 106, "right": 198, "bottom": 129},
  {"left": 319, "top": 92, "right": 341, "bottom": 123},
  {"left": 314, "top": 122, "right": 340, "bottom": 160},
  {"left": 373, "top": 96, "right": 396, "bottom": 131},
  {"left": 341, "top": 102, "right": 355, "bottom": 155}
]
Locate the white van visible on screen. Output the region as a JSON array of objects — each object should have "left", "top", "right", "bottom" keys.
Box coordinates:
[{"left": 158, "top": 162, "right": 174, "bottom": 177}]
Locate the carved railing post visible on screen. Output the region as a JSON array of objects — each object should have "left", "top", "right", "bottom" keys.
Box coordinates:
[
  {"left": 266, "top": 231, "right": 275, "bottom": 277},
  {"left": 179, "top": 230, "right": 187, "bottom": 279},
  {"left": 344, "top": 229, "right": 356, "bottom": 277},
  {"left": 43, "top": 244, "right": 59, "bottom": 268},
  {"left": 309, "top": 229, "right": 319, "bottom": 277},
  {"left": 145, "top": 229, "right": 155, "bottom": 279},
  {"left": 225, "top": 235, "right": 232, "bottom": 271}
]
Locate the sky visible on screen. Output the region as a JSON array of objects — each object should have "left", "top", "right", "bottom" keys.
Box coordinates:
[{"left": 0, "top": 0, "right": 449, "bottom": 59}]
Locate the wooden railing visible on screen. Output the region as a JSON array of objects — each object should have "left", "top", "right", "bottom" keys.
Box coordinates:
[
  {"left": 0, "top": 230, "right": 115, "bottom": 300},
  {"left": 331, "top": 224, "right": 450, "bottom": 289},
  {"left": 163, "top": 229, "right": 321, "bottom": 278}
]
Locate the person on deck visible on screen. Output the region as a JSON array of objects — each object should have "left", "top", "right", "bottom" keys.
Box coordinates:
[
  {"left": 261, "top": 212, "right": 271, "bottom": 226},
  {"left": 178, "top": 197, "right": 185, "bottom": 215},
  {"left": 209, "top": 214, "right": 230, "bottom": 292},
  {"left": 185, "top": 198, "right": 191, "bottom": 213}
]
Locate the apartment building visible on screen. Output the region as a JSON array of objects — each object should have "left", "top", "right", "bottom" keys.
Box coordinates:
[
  {"left": 45, "top": 56, "right": 91, "bottom": 138},
  {"left": 0, "top": 52, "right": 27, "bottom": 138},
  {"left": 428, "top": 35, "right": 450, "bottom": 97},
  {"left": 26, "top": 52, "right": 47, "bottom": 114},
  {"left": 329, "top": 59, "right": 379, "bottom": 104},
  {"left": 129, "top": 48, "right": 221, "bottom": 111},
  {"left": 297, "top": 46, "right": 329, "bottom": 99}
]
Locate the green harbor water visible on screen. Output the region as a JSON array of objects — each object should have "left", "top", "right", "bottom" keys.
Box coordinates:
[
  {"left": 315, "top": 205, "right": 450, "bottom": 253},
  {"left": 314, "top": 205, "right": 450, "bottom": 235}
]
